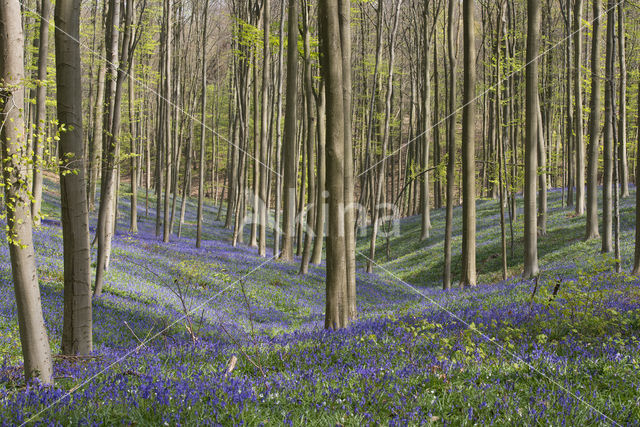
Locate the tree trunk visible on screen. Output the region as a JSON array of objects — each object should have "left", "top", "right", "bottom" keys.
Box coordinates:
[
  {"left": 0, "top": 0, "right": 53, "bottom": 383},
  {"left": 55, "top": 0, "right": 93, "bottom": 355},
  {"left": 300, "top": 0, "right": 316, "bottom": 274},
  {"left": 319, "top": 0, "right": 349, "bottom": 329},
  {"left": 601, "top": 0, "right": 615, "bottom": 254},
  {"left": 586, "top": 0, "right": 602, "bottom": 240},
  {"left": 281, "top": 0, "right": 299, "bottom": 262},
  {"left": 618, "top": 1, "right": 629, "bottom": 198},
  {"left": 443, "top": 0, "right": 457, "bottom": 290},
  {"left": 632, "top": 84, "right": 640, "bottom": 275},
  {"left": 338, "top": 0, "right": 356, "bottom": 321},
  {"left": 128, "top": 57, "right": 138, "bottom": 233},
  {"left": 311, "top": 83, "right": 327, "bottom": 265},
  {"left": 574, "top": 0, "right": 585, "bottom": 215},
  {"left": 367, "top": 0, "right": 402, "bottom": 274},
  {"left": 460, "top": 0, "right": 476, "bottom": 288},
  {"left": 259, "top": 0, "right": 271, "bottom": 258},
  {"left": 94, "top": 0, "right": 132, "bottom": 297},
  {"left": 30, "top": 0, "right": 51, "bottom": 224},
  {"left": 420, "top": 5, "right": 432, "bottom": 241},
  {"left": 273, "top": 0, "right": 286, "bottom": 255},
  {"left": 196, "top": 0, "right": 208, "bottom": 249},
  {"left": 523, "top": 0, "right": 540, "bottom": 279}
]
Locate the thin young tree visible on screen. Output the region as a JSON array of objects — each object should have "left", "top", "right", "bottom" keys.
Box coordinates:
[
  {"left": 574, "top": 0, "right": 585, "bottom": 215},
  {"left": 460, "top": 0, "right": 476, "bottom": 288},
  {"left": 196, "top": 0, "right": 208, "bottom": 249},
  {"left": 0, "top": 0, "right": 53, "bottom": 383},
  {"left": 30, "top": 0, "right": 52, "bottom": 224},
  {"left": 523, "top": 0, "right": 540, "bottom": 279},
  {"left": 632, "top": 85, "right": 640, "bottom": 275},
  {"left": 443, "top": 0, "right": 457, "bottom": 290},
  {"left": 586, "top": 0, "right": 602, "bottom": 240},
  {"left": 281, "top": 0, "right": 299, "bottom": 262},
  {"left": 338, "top": 0, "right": 356, "bottom": 320},
  {"left": 95, "top": 0, "right": 134, "bottom": 296},
  {"left": 601, "top": 0, "right": 615, "bottom": 254},
  {"left": 617, "top": 1, "right": 629, "bottom": 198},
  {"left": 258, "top": 0, "right": 270, "bottom": 258},
  {"left": 55, "top": 0, "right": 93, "bottom": 355}
]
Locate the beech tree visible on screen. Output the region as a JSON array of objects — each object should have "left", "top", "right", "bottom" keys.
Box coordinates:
[
  {"left": 0, "top": 0, "right": 53, "bottom": 383},
  {"left": 523, "top": 0, "right": 540, "bottom": 279},
  {"left": 55, "top": 0, "right": 93, "bottom": 355},
  {"left": 460, "top": 0, "right": 476, "bottom": 288}
]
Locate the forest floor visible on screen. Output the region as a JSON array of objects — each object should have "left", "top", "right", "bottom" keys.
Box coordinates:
[{"left": 1, "top": 181, "right": 640, "bottom": 425}]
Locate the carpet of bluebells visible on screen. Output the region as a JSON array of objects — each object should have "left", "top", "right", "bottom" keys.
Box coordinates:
[{"left": 1, "top": 180, "right": 640, "bottom": 425}]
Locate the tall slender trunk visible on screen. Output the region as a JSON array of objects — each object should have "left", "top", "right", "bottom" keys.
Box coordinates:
[
  {"left": 0, "top": 0, "right": 54, "bottom": 384},
  {"left": 574, "top": 0, "right": 585, "bottom": 214},
  {"left": 632, "top": 85, "right": 640, "bottom": 275},
  {"left": 443, "top": 0, "right": 457, "bottom": 290},
  {"left": 367, "top": 0, "right": 402, "bottom": 274},
  {"left": 281, "top": 0, "right": 299, "bottom": 261},
  {"left": 162, "top": 0, "right": 173, "bottom": 243},
  {"left": 601, "top": 0, "right": 615, "bottom": 253},
  {"left": 129, "top": 57, "right": 138, "bottom": 233},
  {"left": 30, "top": 0, "right": 52, "bottom": 224},
  {"left": 95, "top": 0, "right": 129, "bottom": 297},
  {"left": 311, "top": 83, "right": 327, "bottom": 265},
  {"left": 617, "top": 1, "right": 629, "bottom": 198},
  {"left": 259, "top": 0, "right": 271, "bottom": 257},
  {"left": 55, "top": 0, "right": 93, "bottom": 355},
  {"left": 460, "top": 0, "right": 476, "bottom": 287},
  {"left": 523, "top": 0, "right": 540, "bottom": 279},
  {"left": 319, "top": 0, "right": 349, "bottom": 329},
  {"left": 273, "top": 1, "right": 286, "bottom": 255},
  {"left": 196, "top": 0, "right": 208, "bottom": 249},
  {"left": 420, "top": 5, "right": 432, "bottom": 241},
  {"left": 586, "top": 0, "right": 602, "bottom": 240},
  {"left": 300, "top": 0, "right": 316, "bottom": 273},
  {"left": 338, "top": 0, "right": 356, "bottom": 320}
]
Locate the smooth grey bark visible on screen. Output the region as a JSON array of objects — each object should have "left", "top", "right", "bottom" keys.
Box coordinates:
[
  {"left": 162, "top": 0, "right": 173, "bottom": 243},
  {"left": 95, "top": 0, "right": 132, "bottom": 296},
  {"left": 523, "top": 0, "right": 540, "bottom": 279},
  {"left": 367, "top": 0, "right": 402, "bottom": 274},
  {"left": 259, "top": 0, "right": 270, "bottom": 257},
  {"left": 633, "top": 84, "right": 640, "bottom": 275},
  {"left": 586, "top": 0, "right": 602, "bottom": 240},
  {"left": 55, "top": 0, "right": 93, "bottom": 355},
  {"left": 30, "top": 0, "right": 51, "bottom": 224},
  {"left": 0, "top": 0, "right": 53, "bottom": 383},
  {"left": 574, "top": 0, "right": 585, "bottom": 215},
  {"left": 280, "top": 0, "right": 299, "bottom": 262},
  {"left": 338, "top": 0, "right": 356, "bottom": 321},
  {"left": 311, "top": 83, "right": 326, "bottom": 265},
  {"left": 537, "top": 93, "right": 547, "bottom": 236},
  {"left": 319, "top": 0, "right": 349, "bottom": 329},
  {"left": 128, "top": 58, "right": 138, "bottom": 234},
  {"left": 617, "top": 1, "right": 629, "bottom": 198},
  {"left": 460, "top": 0, "right": 476, "bottom": 287},
  {"left": 300, "top": 0, "right": 316, "bottom": 274},
  {"left": 88, "top": 59, "right": 105, "bottom": 212},
  {"left": 443, "top": 0, "right": 457, "bottom": 290},
  {"left": 602, "top": 0, "right": 615, "bottom": 254},
  {"left": 196, "top": 0, "right": 208, "bottom": 249},
  {"left": 273, "top": 0, "right": 285, "bottom": 256},
  {"left": 420, "top": 3, "right": 432, "bottom": 241}
]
